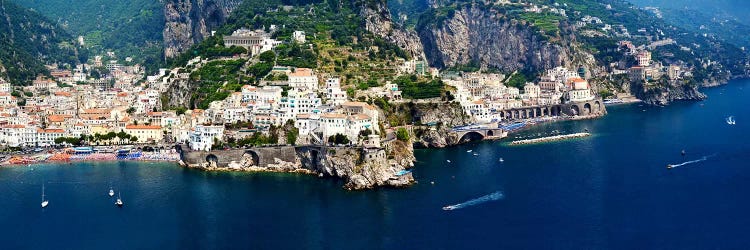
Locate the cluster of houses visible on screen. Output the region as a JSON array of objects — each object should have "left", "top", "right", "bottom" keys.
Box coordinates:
[
  {"left": 617, "top": 41, "right": 690, "bottom": 82},
  {"left": 447, "top": 67, "right": 595, "bottom": 123},
  {"left": 193, "top": 66, "right": 383, "bottom": 150}
]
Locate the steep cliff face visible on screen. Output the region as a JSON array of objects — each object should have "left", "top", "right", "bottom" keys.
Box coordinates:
[
  {"left": 163, "top": 0, "right": 242, "bottom": 58},
  {"left": 418, "top": 5, "right": 595, "bottom": 72},
  {"left": 409, "top": 102, "right": 476, "bottom": 148},
  {"left": 360, "top": 0, "right": 425, "bottom": 58},
  {"left": 632, "top": 80, "right": 707, "bottom": 105},
  {"left": 162, "top": 76, "right": 193, "bottom": 108},
  {"left": 314, "top": 145, "right": 414, "bottom": 190}
]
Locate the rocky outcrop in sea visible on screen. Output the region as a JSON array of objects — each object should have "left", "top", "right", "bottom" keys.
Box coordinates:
[{"left": 182, "top": 142, "right": 416, "bottom": 190}]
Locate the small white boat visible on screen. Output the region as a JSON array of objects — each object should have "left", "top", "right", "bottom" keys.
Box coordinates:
[
  {"left": 442, "top": 205, "right": 457, "bottom": 211},
  {"left": 115, "top": 192, "right": 123, "bottom": 207},
  {"left": 41, "top": 184, "right": 49, "bottom": 208},
  {"left": 446, "top": 160, "right": 451, "bottom": 163},
  {"left": 726, "top": 116, "right": 736, "bottom": 125},
  {"left": 499, "top": 158, "right": 504, "bottom": 162},
  {"left": 466, "top": 150, "right": 472, "bottom": 153},
  {"left": 473, "top": 153, "right": 479, "bottom": 156},
  {"left": 108, "top": 187, "right": 115, "bottom": 197}
]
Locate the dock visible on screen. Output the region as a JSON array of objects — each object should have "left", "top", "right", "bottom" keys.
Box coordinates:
[{"left": 509, "top": 133, "right": 591, "bottom": 145}]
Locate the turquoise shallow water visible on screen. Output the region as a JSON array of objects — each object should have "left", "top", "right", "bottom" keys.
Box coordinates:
[{"left": 1, "top": 80, "right": 749, "bottom": 249}]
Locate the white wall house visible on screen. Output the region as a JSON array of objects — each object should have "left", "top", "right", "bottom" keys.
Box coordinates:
[{"left": 189, "top": 125, "right": 225, "bottom": 151}]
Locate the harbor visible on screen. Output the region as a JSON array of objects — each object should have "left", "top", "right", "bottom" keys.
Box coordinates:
[{"left": 508, "top": 132, "right": 591, "bottom": 145}]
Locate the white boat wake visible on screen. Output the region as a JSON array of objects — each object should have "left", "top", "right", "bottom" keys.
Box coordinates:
[
  {"left": 726, "top": 116, "right": 736, "bottom": 125},
  {"left": 667, "top": 154, "right": 716, "bottom": 169},
  {"left": 443, "top": 191, "right": 504, "bottom": 211}
]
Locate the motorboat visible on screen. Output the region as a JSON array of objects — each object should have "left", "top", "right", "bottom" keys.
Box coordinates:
[
  {"left": 109, "top": 187, "right": 115, "bottom": 197},
  {"left": 498, "top": 158, "right": 504, "bottom": 163},
  {"left": 442, "top": 205, "right": 457, "bottom": 211},
  {"left": 726, "top": 116, "right": 736, "bottom": 125}
]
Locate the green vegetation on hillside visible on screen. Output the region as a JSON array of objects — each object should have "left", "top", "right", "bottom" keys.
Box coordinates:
[
  {"left": 15, "top": 0, "right": 165, "bottom": 71},
  {"left": 164, "top": 0, "right": 416, "bottom": 109},
  {"left": 0, "top": 1, "right": 84, "bottom": 84},
  {"left": 190, "top": 59, "right": 247, "bottom": 109},
  {"left": 394, "top": 75, "right": 445, "bottom": 99},
  {"left": 516, "top": 12, "right": 563, "bottom": 37}
]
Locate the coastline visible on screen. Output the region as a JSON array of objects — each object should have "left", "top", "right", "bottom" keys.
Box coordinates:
[{"left": 0, "top": 150, "right": 180, "bottom": 166}]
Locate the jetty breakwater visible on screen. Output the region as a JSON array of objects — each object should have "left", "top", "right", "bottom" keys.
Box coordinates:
[{"left": 509, "top": 133, "right": 591, "bottom": 145}]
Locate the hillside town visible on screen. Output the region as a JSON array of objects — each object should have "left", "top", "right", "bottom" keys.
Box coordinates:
[{"left": 0, "top": 20, "right": 689, "bottom": 152}]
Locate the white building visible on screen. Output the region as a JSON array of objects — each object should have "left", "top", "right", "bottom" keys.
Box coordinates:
[
  {"left": 189, "top": 125, "right": 225, "bottom": 151},
  {"left": 565, "top": 78, "right": 594, "bottom": 102},
  {"left": 288, "top": 68, "right": 318, "bottom": 91},
  {"left": 325, "top": 78, "right": 348, "bottom": 105},
  {"left": 523, "top": 83, "right": 541, "bottom": 99},
  {"left": 279, "top": 89, "right": 321, "bottom": 122},
  {"left": 222, "top": 28, "right": 281, "bottom": 56},
  {"left": 293, "top": 31, "right": 306, "bottom": 43},
  {"left": 0, "top": 79, "right": 10, "bottom": 93}
]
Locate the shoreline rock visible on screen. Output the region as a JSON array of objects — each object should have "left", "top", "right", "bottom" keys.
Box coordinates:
[{"left": 181, "top": 144, "right": 416, "bottom": 190}]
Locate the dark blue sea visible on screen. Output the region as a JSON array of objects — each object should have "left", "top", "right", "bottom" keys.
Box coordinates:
[{"left": 2, "top": 80, "right": 750, "bottom": 249}]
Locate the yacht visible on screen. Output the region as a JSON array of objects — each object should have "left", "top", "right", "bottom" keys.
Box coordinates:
[
  {"left": 115, "top": 192, "right": 123, "bottom": 207},
  {"left": 41, "top": 184, "right": 49, "bottom": 208}
]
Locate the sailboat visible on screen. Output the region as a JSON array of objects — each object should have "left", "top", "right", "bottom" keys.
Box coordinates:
[
  {"left": 115, "top": 192, "right": 123, "bottom": 207},
  {"left": 41, "top": 184, "right": 49, "bottom": 208}
]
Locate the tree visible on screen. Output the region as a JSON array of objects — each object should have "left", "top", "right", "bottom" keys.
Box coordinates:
[
  {"left": 93, "top": 133, "right": 102, "bottom": 144},
  {"left": 328, "top": 133, "right": 350, "bottom": 145},
  {"left": 286, "top": 127, "right": 299, "bottom": 145},
  {"left": 129, "top": 135, "right": 139, "bottom": 143},
  {"left": 176, "top": 107, "right": 187, "bottom": 115},
  {"left": 126, "top": 107, "right": 136, "bottom": 114},
  {"left": 117, "top": 131, "right": 129, "bottom": 144},
  {"left": 259, "top": 50, "right": 276, "bottom": 63},
  {"left": 396, "top": 128, "right": 409, "bottom": 141},
  {"left": 359, "top": 129, "right": 373, "bottom": 138}
]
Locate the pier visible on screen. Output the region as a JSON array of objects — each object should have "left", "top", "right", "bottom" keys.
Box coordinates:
[{"left": 509, "top": 133, "right": 591, "bottom": 145}]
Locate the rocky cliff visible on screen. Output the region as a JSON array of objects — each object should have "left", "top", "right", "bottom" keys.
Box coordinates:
[
  {"left": 408, "top": 102, "right": 476, "bottom": 148},
  {"left": 183, "top": 145, "right": 415, "bottom": 190},
  {"left": 163, "top": 0, "right": 242, "bottom": 58},
  {"left": 418, "top": 4, "right": 595, "bottom": 73},
  {"left": 632, "top": 80, "right": 707, "bottom": 105},
  {"left": 360, "top": 0, "right": 425, "bottom": 58}
]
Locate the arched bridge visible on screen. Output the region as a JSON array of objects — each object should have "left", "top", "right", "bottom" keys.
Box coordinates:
[
  {"left": 499, "top": 99, "right": 607, "bottom": 120},
  {"left": 182, "top": 146, "right": 312, "bottom": 168},
  {"left": 452, "top": 124, "right": 507, "bottom": 143}
]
